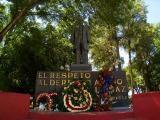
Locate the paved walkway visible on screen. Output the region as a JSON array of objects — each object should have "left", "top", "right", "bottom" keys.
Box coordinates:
[{"left": 111, "top": 106, "right": 132, "bottom": 112}]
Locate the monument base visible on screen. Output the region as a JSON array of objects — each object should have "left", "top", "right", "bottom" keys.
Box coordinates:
[{"left": 70, "top": 64, "right": 91, "bottom": 71}]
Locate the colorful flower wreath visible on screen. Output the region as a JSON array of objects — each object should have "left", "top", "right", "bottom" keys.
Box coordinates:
[
  {"left": 94, "top": 67, "right": 113, "bottom": 95},
  {"left": 36, "top": 92, "right": 58, "bottom": 111},
  {"left": 63, "top": 80, "right": 92, "bottom": 112},
  {"left": 94, "top": 67, "right": 113, "bottom": 111}
]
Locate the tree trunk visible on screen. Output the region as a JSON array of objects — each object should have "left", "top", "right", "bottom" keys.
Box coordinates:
[
  {"left": 0, "top": 0, "right": 39, "bottom": 42},
  {"left": 112, "top": 28, "right": 121, "bottom": 71},
  {"left": 115, "top": 37, "right": 121, "bottom": 71},
  {"left": 144, "top": 64, "right": 152, "bottom": 91},
  {"left": 128, "top": 39, "right": 134, "bottom": 95}
]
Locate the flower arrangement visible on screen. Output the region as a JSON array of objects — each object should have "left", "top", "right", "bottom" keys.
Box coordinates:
[
  {"left": 94, "top": 67, "right": 113, "bottom": 111},
  {"left": 36, "top": 92, "right": 58, "bottom": 111},
  {"left": 63, "top": 80, "right": 92, "bottom": 112}
]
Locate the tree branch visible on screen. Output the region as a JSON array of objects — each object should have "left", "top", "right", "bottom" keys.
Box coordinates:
[{"left": 0, "top": 0, "right": 39, "bottom": 42}]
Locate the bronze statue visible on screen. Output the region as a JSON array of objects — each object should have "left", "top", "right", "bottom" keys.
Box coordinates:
[{"left": 71, "top": 24, "right": 89, "bottom": 64}]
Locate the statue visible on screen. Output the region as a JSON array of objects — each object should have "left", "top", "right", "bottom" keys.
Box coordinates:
[{"left": 71, "top": 24, "right": 89, "bottom": 64}]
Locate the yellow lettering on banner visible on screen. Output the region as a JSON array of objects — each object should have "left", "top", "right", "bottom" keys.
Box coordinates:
[
  {"left": 68, "top": 73, "right": 73, "bottom": 78},
  {"left": 122, "top": 86, "right": 126, "bottom": 92},
  {"left": 62, "top": 73, "right": 67, "bottom": 78},
  {"left": 62, "top": 80, "right": 67, "bottom": 85},
  {"left": 80, "top": 72, "right": 84, "bottom": 78},
  {"left": 38, "top": 72, "right": 47, "bottom": 78},
  {"left": 50, "top": 80, "right": 55, "bottom": 85},
  {"left": 55, "top": 73, "right": 60, "bottom": 78},
  {"left": 114, "top": 80, "right": 117, "bottom": 84},
  {"left": 41, "top": 80, "right": 47, "bottom": 86},
  {"left": 43, "top": 72, "right": 47, "bottom": 78},
  {"left": 117, "top": 79, "right": 122, "bottom": 85},
  {"left": 44, "top": 80, "right": 48, "bottom": 85},
  {"left": 115, "top": 86, "right": 121, "bottom": 92},
  {"left": 50, "top": 72, "right": 52, "bottom": 78},
  {"left": 109, "top": 85, "right": 114, "bottom": 90},
  {"left": 50, "top": 72, "right": 55, "bottom": 78},
  {"left": 39, "top": 80, "right": 43, "bottom": 86},
  {"left": 85, "top": 73, "right": 91, "bottom": 78},
  {"left": 56, "top": 80, "right": 61, "bottom": 86},
  {"left": 38, "top": 72, "right": 43, "bottom": 78},
  {"left": 74, "top": 73, "right": 78, "bottom": 79},
  {"left": 67, "top": 79, "right": 71, "bottom": 84}
]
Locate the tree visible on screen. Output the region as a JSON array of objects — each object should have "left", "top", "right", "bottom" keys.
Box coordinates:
[
  {"left": 89, "top": 0, "right": 133, "bottom": 69},
  {"left": 0, "top": 20, "right": 74, "bottom": 93},
  {"left": 0, "top": 0, "right": 93, "bottom": 42},
  {"left": 89, "top": 23, "right": 117, "bottom": 68},
  {"left": 120, "top": 0, "right": 147, "bottom": 93},
  {"left": 125, "top": 66, "right": 145, "bottom": 93},
  {"left": 0, "top": 0, "right": 94, "bottom": 93},
  {"left": 0, "top": 3, "right": 9, "bottom": 31},
  {"left": 133, "top": 24, "right": 160, "bottom": 91},
  {"left": 0, "top": 0, "right": 40, "bottom": 41},
  {"left": 1, "top": 0, "right": 160, "bottom": 93}
]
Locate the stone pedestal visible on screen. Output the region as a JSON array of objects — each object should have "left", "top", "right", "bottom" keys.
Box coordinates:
[{"left": 70, "top": 64, "right": 91, "bottom": 71}]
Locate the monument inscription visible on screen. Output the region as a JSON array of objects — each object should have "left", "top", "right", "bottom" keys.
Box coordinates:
[
  {"left": 35, "top": 70, "right": 128, "bottom": 107},
  {"left": 35, "top": 71, "right": 93, "bottom": 95}
]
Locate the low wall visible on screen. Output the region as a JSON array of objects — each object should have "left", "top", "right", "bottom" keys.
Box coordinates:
[
  {"left": 133, "top": 92, "right": 160, "bottom": 120},
  {"left": 0, "top": 92, "right": 30, "bottom": 120},
  {"left": 30, "top": 111, "right": 134, "bottom": 120},
  {"left": 0, "top": 91, "right": 160, "bottom": 120}
]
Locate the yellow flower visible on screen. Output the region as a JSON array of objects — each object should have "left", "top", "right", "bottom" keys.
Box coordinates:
[
  {"left": 83, "top": 82, "right": 86, "bottom": 86},
  {"left": 74, "top": 89, "right": 78, "bottom": 93},
  {"left": 64, "top": 87, "right": 68, "bottom": 91},
  {"left": 109, "top": 68, "right": 112, "bottom": 72}
]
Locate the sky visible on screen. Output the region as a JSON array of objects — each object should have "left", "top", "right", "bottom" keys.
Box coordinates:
[
  {"left": 121, "top": 0, "right": 160, "bottom": 67},
  {"left": 144, "top": 0, "right": 160, "bottom": 24}
]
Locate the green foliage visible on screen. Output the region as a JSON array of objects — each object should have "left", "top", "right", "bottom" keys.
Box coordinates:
[
  {"left": 0, "top": 21, "right": 73, "bottom": 93},
  {"left": 89, "top": 0, "right": 160, "bottom": 91},
  {"left": 0, "top": 0, "right": 160, "bottom": 93},
  {"left": 90, "top": 30, "right": 117, "bottom": 68},
  {"left": 150, "top": 53, "right": 160, "bottom": 91},
  {"left": 0, "top": 3, "right": 10, "bottom": 31},
  {"left": 125, "top": 66, "right": 144, "bottom": 91},
  {"left": 130, "top": 24, "right": 160, "bottom": 91},
  {"left": 0, "top": 0, "right": 92, "bottom": 93},
  {"left": 90, "top": 0, "right": 131, "bottom": 26}
]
